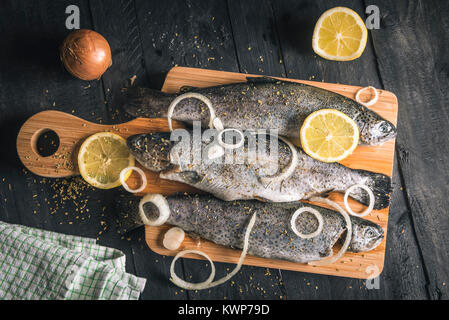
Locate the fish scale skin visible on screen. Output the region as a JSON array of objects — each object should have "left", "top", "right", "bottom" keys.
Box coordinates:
[
  {"left": 123, "top": 78, "right": 397, "bottom": 145},
  {"left": 128, "top": 131, "right": 392, "bottom": 209},
  {"left": 120, "top": 193, "right": 384, "bottom": 263}
]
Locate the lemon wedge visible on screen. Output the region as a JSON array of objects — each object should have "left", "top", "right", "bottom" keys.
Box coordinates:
[
  {"left": 312, "top": 7, "right": 368, "bottom": 61},
  {"left": 78, "top": 132, "right": 134, "bottom": 189},
  {"left": 300, "top": 109, "right": 359, "bottom": 163}
]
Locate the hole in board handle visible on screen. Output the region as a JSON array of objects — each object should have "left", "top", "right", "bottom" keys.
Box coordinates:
[{"left": 31, "top": 129, "right": 60, "bottom": 157}]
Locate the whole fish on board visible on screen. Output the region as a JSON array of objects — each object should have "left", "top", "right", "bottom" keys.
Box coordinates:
[
  {"left": 122, "top": 77, "right": 397, "bottom": 145},
  {"left": 127, "top": 131, "right": 392, "bottom": 209},
  {"left": 116, "top": 193, "right": 384, "bottom": 263}
]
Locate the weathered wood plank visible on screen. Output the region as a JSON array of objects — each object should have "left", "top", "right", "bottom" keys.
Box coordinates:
[
  {"left": 89, "top": 0, "right": 151, "bottom": 124},
  {"left": 135, "top": 0, "right": 239, "bottom": 90},
  {"left": 88, "top": 0, "right": 182, "bottom": 299},
  {"left": 133, "top": 0, "right": 287, "bottom": 299},
  {"left": 272, "top": 0, "right": 428, "bottom": 299},
  {"left": 0, "top": 0, "right": 138, "bottom": 296},
  {"left": 0, "top": 0, "right": 438, "bottom": 300},
  {"left": 227, "top": 0, "right": 286, "bottom": 77},
  {"left": 368, "top": 0, "right": 449, "bottom": 299}
]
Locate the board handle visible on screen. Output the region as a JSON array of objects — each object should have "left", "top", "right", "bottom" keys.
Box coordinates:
[{"left": 17, "top": 111, "right": 106, "bottom": 177}]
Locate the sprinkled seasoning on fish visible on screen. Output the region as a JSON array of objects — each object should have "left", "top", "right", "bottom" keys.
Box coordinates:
[
  {"left": 123, "top": 77, "right": 396, "bottom": 145},
  {"left": 127, "top": 131, "right": 392, "bottom": 209},
  {"left": 116, "top": 193, "right": 384, "bottom": 263}
]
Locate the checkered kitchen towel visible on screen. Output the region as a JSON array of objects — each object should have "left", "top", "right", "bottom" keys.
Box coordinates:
[{"left": 0, "top": 221, "right": 146, "bottom": 300}]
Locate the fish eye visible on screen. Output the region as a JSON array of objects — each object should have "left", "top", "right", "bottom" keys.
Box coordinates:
[
  {"left": 364, "top": 228, "right": 377, "bottom": 238},
  {"left": 379, "top": 123, "right": 388, "bottom": 133}
]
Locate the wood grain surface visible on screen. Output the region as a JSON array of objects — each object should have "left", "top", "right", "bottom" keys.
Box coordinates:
[{"left": 3, "top": 0, "right": 445, "bottom": 299}]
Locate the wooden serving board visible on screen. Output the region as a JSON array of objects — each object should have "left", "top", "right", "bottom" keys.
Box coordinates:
[{"left": 17, "top": 66, "right": 398, "bottom": 279}]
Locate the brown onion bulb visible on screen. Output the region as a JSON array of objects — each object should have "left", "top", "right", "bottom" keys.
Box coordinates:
[{"left": 60, "top": 29, "right": 112, "bottom": 81}]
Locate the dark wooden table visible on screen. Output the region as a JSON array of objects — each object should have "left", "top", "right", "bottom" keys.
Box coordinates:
[{"left": 0, "top": 0, "right": 447, "bottom": 300}]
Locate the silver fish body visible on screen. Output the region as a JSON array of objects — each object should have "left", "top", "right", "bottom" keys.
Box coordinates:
[
  {"left": 127, "top": 131, "right": 392, "bottom": 209},
  {"left": 123, "top": 77, "right": 396, "bottom": 145},
  {"left": 116, "top": 193, "right": 384, "bottom": 263}
]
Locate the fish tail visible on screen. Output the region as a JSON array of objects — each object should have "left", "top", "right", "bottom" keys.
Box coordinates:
[
  {"left": 122, "top": 87, "right": 173, "bottom": 118},
  {"left": 351, "top": 171, "right": 392, "bottom": 210}
]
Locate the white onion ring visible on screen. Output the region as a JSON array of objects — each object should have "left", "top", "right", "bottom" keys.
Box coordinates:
[
  {"left": 170, "top": 213, "right": 257, "bottom": 290},
  {"left": 213, "top": 117, "right": 224, "bottom": 131},
  {"left": 120, "top": 166, "right": 147, "bottom": 194},
  {"left": 260, "top": 136, "right": 298, "bottom": 184},
  {"left": 170, "top": 250, "right": 216, "bottom": 290},
  {"left": 355, "top": 86, "right": 378, "bottom": 107},
  {"left": 167, "top": 93, "right": 217, "bottom": 132},
  {"left": 217, "top": 128, "right": 245, "bottom": 150},
  {"left": 308, "top": 197, "right": 352, "bottom": 266},
  {"left": 290, "top": 207, "right": 324, "bottom": 239},
  {"left": 344, "top": 184, "right": 375, "bottom": 217},
  {"left": 138, "top": 194, "right": 170, "bottom": 227}
]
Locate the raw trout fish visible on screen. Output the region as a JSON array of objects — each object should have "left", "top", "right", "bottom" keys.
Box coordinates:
[
  {"left": 127, "top": 131, "right": 392, "bottom": 209},
  {"left": 116, "top": 193, "right": 384, "bottom": 263},
  {"left": 123, "top": 77, "right": 397, "bottom": 145}
]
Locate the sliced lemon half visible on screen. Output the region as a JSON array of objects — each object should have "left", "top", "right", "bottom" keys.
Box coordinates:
[
  {"left": 78, "top": 132, "right": 134, "bottom": 189},
  {"left": 300, "top": 109, "right": 359, "bottom": 163},
  {"left": 312, "top": 7, "right": 368, "bottom": 61}
]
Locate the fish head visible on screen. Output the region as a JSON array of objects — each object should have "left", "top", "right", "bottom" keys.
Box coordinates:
[
  {"left": 127, "top": 133, "right": 173, "bottom": 172},
  {"left": 359, "top": 118, "right": 397, "bottom": 145},
  {"left": 350, "top": 218, "right": 384, "bottom": 252}
]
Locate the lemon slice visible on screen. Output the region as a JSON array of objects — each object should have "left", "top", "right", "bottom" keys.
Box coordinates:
[
  {"left": 300, "top": 109, "right": 359, "bottom": 163},
  {"left": 312, "top": 7, "right": 368, "bottom": 61},
  {"left": 78, "top": 132, "right": 135, "bottom": 189}
]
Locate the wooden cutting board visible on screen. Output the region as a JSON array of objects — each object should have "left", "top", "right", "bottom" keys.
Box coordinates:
[{"left": 17, "top": 66, "right": 398, "bottom": 279}]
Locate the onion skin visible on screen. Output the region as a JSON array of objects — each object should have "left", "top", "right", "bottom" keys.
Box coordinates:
[{"left": 60, "top": 29, "right": 112, "bottom": 80}]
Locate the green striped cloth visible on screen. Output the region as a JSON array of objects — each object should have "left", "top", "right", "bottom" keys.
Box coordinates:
[{"left": 0, "top": 221, "right": 146, "bottom": 300}]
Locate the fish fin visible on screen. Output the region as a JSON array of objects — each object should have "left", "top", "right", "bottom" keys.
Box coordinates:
[
  {"left": 352, "top": 171, "right": 392, "bottom": 210},
  {"left": 304, "top": 190, "right": 332, "bottom": 200},
  {"left": 179, "top": 85, "right": 200, "bottom": 93},
  {"left": 318, "top": 190, "right": 332, "bottom": 198},
  {"left": 187, "top": 232, "right": 202, "bottom": 240},
  {"left": 319, "top": 247, "right": 332, "bottom": 258},
  {"left": 253, "top": 196, "right": 271, "bottom": 202},
  {"left": 179, "top": 171, "right": 203, "bottom": 184},
  {"left": 246, "top": 76, "right": 279, "bottom": 84}
]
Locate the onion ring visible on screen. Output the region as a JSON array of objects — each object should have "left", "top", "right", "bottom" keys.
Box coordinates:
[
  {"left": 260, "top": 136, "right": 298, "bottom": 184},
  {"left": 308, "top": 197, "right": 352, "bottom": 266},
  {"left": 217, "top": 128, "right": 245, "bottom": 150},
  {"left": 290, "top": 207, "right": 324, "bottom": 239},
  {"left": 355, "top": 86, "right": 378, "bottom": 107},
  {"left": 170, "top": 213, "right": 257, "bottom": 290},
  {"left": 213, "top": 117, "right": 224, "bottom": 131},
  {"left": 120, "top": 166, "right": 147, "bottom": 193},
  {"left": 167, "top": 93, "right": 217, "bottom": 132},
  {"left": 170, "top": 250, "right": 216, "bottom": 290},
  {"left": 344, "top": 184, "right": 375, "bottom": 217},
  {"left": 138, "top": 194, "right": 170, "bottom": 226}
]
